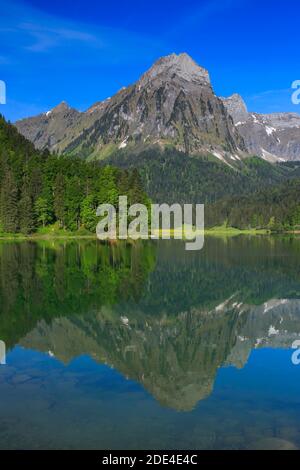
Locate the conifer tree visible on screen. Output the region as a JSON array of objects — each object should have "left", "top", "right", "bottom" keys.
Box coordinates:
[
  {"left": 0, "top": 166, "right": 19, "bottom": 232},
  {"left": 64, "top": 176, "right": 83, "bottom": 230},
  {"left": 54, "top": 174, "right": 66, "bottom": 228},
  {"left": 0, "top": 115, "right": 151, "bottom": 234},
  {"left": 35, "top": 196, "right": 52, "bottom": 228},
  {"left": 19, "top": 176, "right": 35, "bottom": 234},
  {"left": 81, "top": 194, "right": 98, "bottom": 232}
]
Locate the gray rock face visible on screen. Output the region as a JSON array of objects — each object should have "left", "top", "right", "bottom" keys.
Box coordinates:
[
  {"left": 17, "top": 52, "right": 300, "bottom": 162},
  {"left": 221, "top": 94, "right": 248, "bottom": 125},
  {"left": 138, "top": 52, "right": 210, "bottom": 87},
  {"left": 16, "top": 101, "right": 81, "bottom": 151},
  {"left": 222, "top": 94, "right": 300, "bottom": 161},
  {"left": 16, "top": 53, "right": 244, "bottom": 160}
]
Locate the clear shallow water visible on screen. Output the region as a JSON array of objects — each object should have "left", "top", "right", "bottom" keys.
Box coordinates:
[{"left": 0, "top": 237, "right": 300, "bottom": 449}]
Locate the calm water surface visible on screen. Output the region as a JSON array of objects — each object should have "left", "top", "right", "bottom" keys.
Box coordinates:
[{"left": 0, "top": 236, "right": 300, "bottom": 449}]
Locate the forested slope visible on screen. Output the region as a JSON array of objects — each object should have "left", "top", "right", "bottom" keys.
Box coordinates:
[{"left": 0, "top": 115, "right": 148, "bottom": 234}]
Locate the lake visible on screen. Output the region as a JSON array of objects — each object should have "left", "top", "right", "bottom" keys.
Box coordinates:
[{"left": 0, "top": 236, "right": 300, "bottom": 449}]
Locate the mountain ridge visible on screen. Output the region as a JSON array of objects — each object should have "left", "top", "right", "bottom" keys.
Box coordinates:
[
  {"left": 221, "top": 94, "right": 300, "bottom": 162},
  {"left": 16, "top": 52, "right": 246, "bottom": 162},
  {"left": 15, "top": 52, "right": 300, "bottom": 164}
]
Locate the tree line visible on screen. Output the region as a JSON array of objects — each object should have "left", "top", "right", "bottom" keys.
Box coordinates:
[
  {"left": 0, "top": 115, "right": 149, "bottom": 234},
  {"left": 110, "top": 146, "right": 300, "bottom": 231},
  {"left": 206, "top": 178, "right": 300, "bottom": 231},
  {"left": 108, "top": 147, "right": 296, "bottom": 205},
  {"left": 2, "top": 113, "right": 300, "bottom": 234}
]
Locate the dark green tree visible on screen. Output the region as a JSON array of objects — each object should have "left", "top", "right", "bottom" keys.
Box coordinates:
[
  {"left": 65, "top": 176, "right": 83, "bottom": 230},
  {"left": 54, "top": 174, "right": 66, "bottom": 228},
  {"left": 0, "top": 166, "right": 19, "bottom": 232},
  {"left": 81, "top": 194, "right": 98, "bottom": 232},
  {"left": 19, "top": 176, "right": 35, "bottom": 234},
  {"left": 35, "top": 196, "right": 52, "bottom": 228}
]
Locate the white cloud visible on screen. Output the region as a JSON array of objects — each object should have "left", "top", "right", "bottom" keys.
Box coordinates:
[{"left": 20, "top": 22, "right": 99, "bottom": 52}]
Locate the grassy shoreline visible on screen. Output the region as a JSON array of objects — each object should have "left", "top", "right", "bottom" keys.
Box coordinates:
[{"left": 0, "top": 225, "right": 271, "bottom": 241}]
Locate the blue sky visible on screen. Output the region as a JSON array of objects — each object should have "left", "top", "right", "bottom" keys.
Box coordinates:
[{"left": 0, "top": 0, "right": 299, "bottom": 121}]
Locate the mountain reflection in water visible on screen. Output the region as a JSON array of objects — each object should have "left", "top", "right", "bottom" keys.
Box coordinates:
[{"left": 1, "top": 237, "right": 300, "bottom": 449}]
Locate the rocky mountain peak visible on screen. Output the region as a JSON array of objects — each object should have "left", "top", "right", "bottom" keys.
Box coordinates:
[
  {"left": 222, "top": 94, "right": 300, "bottom": 162},
  {"left": 15, "top": 50, "right": 300, "bottom": 162},
  {"left": 221, "top": 94, "right": 248, "bottom": 124},
  {"left": 50, "top": 101, "right": 72, "bottom": 115},
  {"left": 138, "top": 52, "right": 210, "bottom": 88},
  {"left": 15, "top": 52, "right": 244, "bottom": 157}
]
